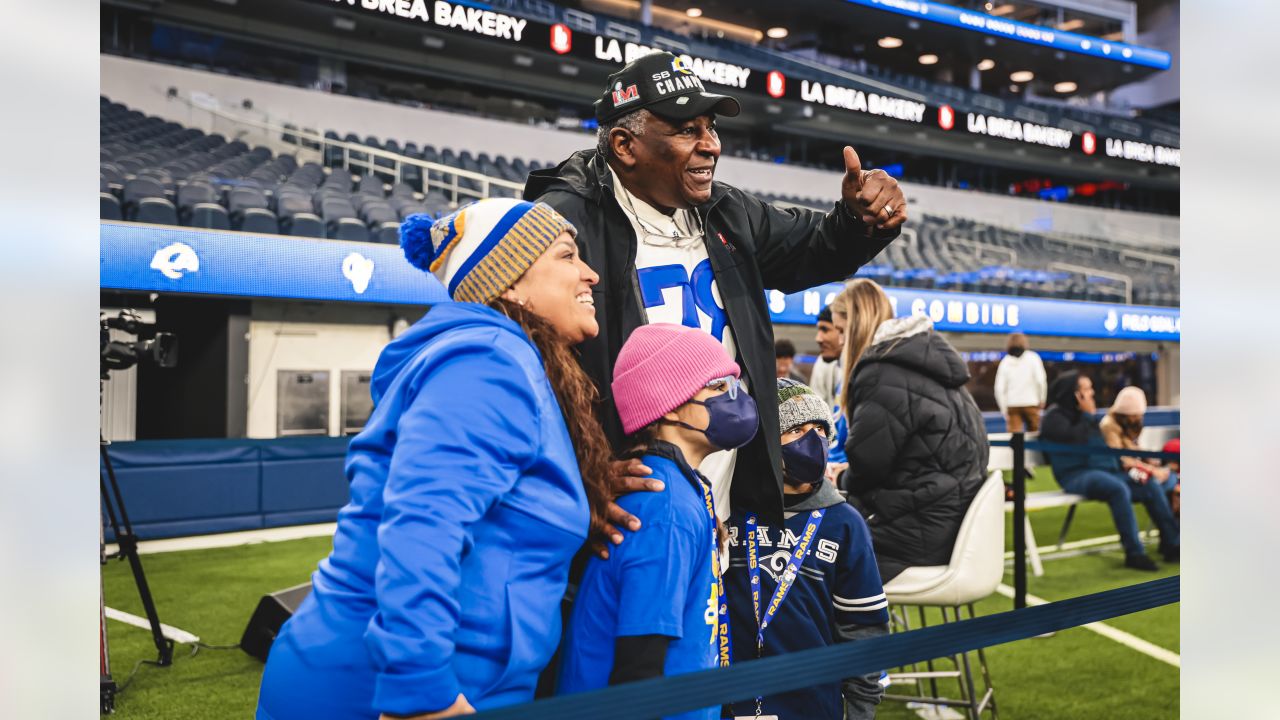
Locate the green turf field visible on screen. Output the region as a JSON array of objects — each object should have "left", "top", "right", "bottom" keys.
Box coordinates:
[{"left": 102, "top": 468, "right": 1178, "bottom": 719}]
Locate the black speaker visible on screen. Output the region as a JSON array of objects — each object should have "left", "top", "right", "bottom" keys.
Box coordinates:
[{"left": 240, "top": 581, "right": 313, "bottom": 661}]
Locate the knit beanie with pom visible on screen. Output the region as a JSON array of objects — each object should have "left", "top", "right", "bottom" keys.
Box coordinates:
[{"left": 399, "top": 198, "right": 575, "bottom": 304}]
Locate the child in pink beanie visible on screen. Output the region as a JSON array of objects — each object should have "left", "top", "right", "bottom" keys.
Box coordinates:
[{"left": 558, "top": 324, "right": 759, "bottom": 720}]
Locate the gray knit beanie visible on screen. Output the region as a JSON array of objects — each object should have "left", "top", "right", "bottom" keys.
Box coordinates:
[{"left": 776, "top": 378, "right": 833, "bottom": 436}]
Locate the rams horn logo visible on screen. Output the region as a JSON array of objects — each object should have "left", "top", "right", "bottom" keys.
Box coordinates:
[{"left": 672, "top": 56, "right": 693, "bottom": 74}]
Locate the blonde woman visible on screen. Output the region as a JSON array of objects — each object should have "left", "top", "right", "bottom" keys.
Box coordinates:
[{"left": 833, "top": 279, "right": 988, "bottom": 582}]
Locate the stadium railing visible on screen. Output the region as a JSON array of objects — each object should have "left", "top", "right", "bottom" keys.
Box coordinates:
[{"left": 175, "top": 93, "right": 525, "bottom": 206}]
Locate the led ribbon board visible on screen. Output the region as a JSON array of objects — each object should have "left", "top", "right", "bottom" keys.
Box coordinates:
[
  {"left": 103, "top": 224, "right": 1178, "bottom": 341},
  {"left": 100, "top": 222, "right": 449, "bottom": 305},
  {"left": 766, "top": 283, "right": 1180, "bottom": 341},
  {"left": 840, "top": 0, "right": 1172, "bottom": 70},
  {"left": 311, "top": 0, "right": 1176, "bottom": 166}
]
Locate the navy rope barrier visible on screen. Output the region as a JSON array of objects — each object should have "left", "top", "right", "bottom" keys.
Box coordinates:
[{"left": 473, "top": 576, "right": 1178, "bottom": 720}]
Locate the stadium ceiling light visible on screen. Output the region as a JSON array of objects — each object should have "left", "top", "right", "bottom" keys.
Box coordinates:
[
  {"left": 1054, "top": 81, "right": 1078, "bottom": 93},
  {"left": 1058, "top": 18, "right": 1085, "bottom": 31},
  {"left": 918, "top": 54, "right": 939, "bottom": 65},
  {"left": 766, "top": 27, "right": 789, "bottom": 39},
  {"left": 1010, "top": 70, "right": 1035, "bottom": 82},
  {"left": 878, "top": 36, "right": 903, "bottom": 49},
  {"left": 686, "top": 8, "right": 703, "bottom": 18},
  {"left": 977, "top": 58, "right": 995, "bottom": 71}
]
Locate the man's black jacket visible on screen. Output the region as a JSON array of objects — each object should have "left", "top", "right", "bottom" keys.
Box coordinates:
[{"left": 524, "top": 149, "right": 896, "bottom": 522}]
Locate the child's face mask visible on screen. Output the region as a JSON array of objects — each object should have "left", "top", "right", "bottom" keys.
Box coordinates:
[
  {"left": 781, "top": 428, "right": 829, "bottom": 487},
  {"left": 668, "top": 378, "right": 759, "bottom": 451}
]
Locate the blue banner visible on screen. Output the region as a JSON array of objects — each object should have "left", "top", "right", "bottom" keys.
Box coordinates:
[
  {"left": 101, "top": 224, "right": 1179, "bottom": 341},
  {"left": 842, "top": 0, "right": 1172, "bottom": 70},
  {"left": 767, "top": 284, "right": 1180, "bottom": 341},
  {"left": 100, "top": 222, "right": 449, "bottom": 305}
]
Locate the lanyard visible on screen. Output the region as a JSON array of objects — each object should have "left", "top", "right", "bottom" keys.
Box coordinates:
[
  {"left": 744, "top": 508, "right": 826, "bottom": 717},
  {"left": 696, "top": 476, "right": 732, "bottom": 669}
]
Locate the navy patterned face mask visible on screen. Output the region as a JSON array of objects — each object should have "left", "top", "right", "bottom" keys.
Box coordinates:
[{"left": 781, "top": 428, "right": 828, "bottom": 486}]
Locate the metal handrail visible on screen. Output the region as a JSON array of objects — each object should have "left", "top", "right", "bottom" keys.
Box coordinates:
[
  {"left": 1048, "top": 261, "right": 1133, "bottom": 304},
  {"left": 176, "top": 93, "right": 525, "bottom": 206},
  {"left": 945, "top": 235, "right": 1017, "bottom": 267},
  {"left": 1043, "top": 230, "right": 1180, "bottom": 273}
]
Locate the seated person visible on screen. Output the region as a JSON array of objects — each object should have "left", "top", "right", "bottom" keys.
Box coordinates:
[
  {"left": 1040, "top": 372, "right": 1179, "bottom": 571},
  {"left": 723, "top": 379, "right": 889, "bottom": 720},
  {"left": 1099, "top": 386, "right": 1178, "bottom": 499}
]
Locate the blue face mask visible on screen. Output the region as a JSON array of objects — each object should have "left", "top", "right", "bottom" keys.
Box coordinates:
[
  {"left": 781, "top": 428, "right": 829, "bottom": 486},
  {"left": 669, "top": 379, "right": 759, "bottom": 451}
]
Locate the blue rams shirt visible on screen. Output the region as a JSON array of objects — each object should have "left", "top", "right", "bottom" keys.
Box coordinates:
[
  {"left": 723, "top": 495, "right": 888, "bottom": 720},
  {"left": 558, "top": 444, "right": 719, "bottom": 720}
]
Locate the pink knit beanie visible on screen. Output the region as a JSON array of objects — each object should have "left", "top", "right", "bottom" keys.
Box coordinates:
[
  {"left": 612, "top": 324, "right": 741, "bottom": 435},
  {"left": 1111, "top": 386, "right": 1148, "bottom": 416}
]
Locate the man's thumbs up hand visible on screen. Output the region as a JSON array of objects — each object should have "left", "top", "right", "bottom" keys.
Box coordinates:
[{"left": 840, "top": 145, "right": 906, "bottom": 233}]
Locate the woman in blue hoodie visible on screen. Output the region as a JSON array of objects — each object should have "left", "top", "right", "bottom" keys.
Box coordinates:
[{"left": 256, "top": 199, "right": 614, "bottom": 720}]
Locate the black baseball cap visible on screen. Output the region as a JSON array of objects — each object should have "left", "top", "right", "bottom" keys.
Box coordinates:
[{"left": 594, "top": 51, "right": 741, "bottom": 124}]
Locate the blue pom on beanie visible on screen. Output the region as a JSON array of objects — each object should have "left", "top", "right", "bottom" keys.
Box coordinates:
[{"left": 400, "top": 212, "right": 443, "bottom": 272}]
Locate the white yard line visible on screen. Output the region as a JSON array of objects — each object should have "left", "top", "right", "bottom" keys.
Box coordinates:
[
  {"left": 105, "top": 523, "right": 337, "bottom": 556},
  {"left": 995, "top": 584, "right": 1180, "bottom": 668},
  {"left": 104, "top": 607, "right": 201, "bottom": 644}
]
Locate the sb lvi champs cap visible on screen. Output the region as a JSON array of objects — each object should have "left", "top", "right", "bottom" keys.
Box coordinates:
[{"left": 594, "top": 51, "right": 741, "bottom": 124}]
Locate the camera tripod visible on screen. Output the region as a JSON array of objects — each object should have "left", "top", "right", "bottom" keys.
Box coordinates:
[{"left": 100, "top": 382, "right": 173, "bottom": 713}]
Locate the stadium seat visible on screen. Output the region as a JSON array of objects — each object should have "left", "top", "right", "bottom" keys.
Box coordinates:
[
  {"left": 237, "top": 207, "right": 279, "bottom": 235},
  {"left": 370, "top": 222, "right": 399, "bottom": 244},
  {"left": 282, "top": 212, "right": 325, "bottom": 238},
  {"left": 395, "top": 203, "right": 430, "bottom": 220},
  {"left": 100, "top": 193, "right": 123, "bottom": 220},
  {"left": 132, "top": 197, "right": 179, "bottom": 226},
  {"left": 188, "top": 203, "right": 231, "bottom": 230},
  {"left": 228, "top": 187, "right": 270, "bottom": 216},
  {"left": 122, "top": 177, "right": 167, "bottom": 209},
  {"left": 100, "top": 162, "right": 126, "bottom": 187},
  {"left": 360, "top": 202, "right": 398, "bottom": 226},
  {"left": 358, "top": 175, "right": 385, "bottom": 196},
  {"left": 330, "top": 217, "right": 369, "bottom": 242},
  {"left": 178, "top": 182, "right": 219, "bottom": 211}
]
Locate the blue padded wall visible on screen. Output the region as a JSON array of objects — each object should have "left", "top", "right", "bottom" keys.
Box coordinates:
[{"left": 102, "top": 437, "right": 351, "bottom": 541}]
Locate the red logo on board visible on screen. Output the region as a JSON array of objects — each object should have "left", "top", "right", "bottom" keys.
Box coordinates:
[
  {"left": 766, "top": 71, "right": 786, "bottom": 98},
  {"left": 938, "top": 105, "right": 955, "bottom": 131},
  {"left": 1082, "top": 131, "right": 1097, "bottom": 155},
  {"left": 550, "top": 24, "right": 572, "bottom": 55}
]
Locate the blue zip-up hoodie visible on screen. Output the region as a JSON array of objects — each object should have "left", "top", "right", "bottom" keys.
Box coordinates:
[{"left": 262, "top": 302, "right": 589, "bottom": 718}]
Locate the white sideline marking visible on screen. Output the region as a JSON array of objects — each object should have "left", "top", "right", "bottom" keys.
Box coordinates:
[
  {"left": 105, "top": 523, "right": 337, "bottom": 556},
  {"left": 105, "top": 606, "right": 201, "bottom": 644},
  {"left": 995, "top": 584, "right": 1180, "bottom": 668},
  {"left": 908, "top": 703, "right": 964, "bottom": 720}
]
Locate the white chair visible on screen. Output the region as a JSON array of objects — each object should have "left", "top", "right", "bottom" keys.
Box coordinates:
[{"left": 882, "top": 470, "right": 1005, "bottom": 719}]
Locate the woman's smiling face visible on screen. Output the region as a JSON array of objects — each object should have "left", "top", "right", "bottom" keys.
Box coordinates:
[{"left": 504, "top": 232, "right": 600, "bottom": 344}]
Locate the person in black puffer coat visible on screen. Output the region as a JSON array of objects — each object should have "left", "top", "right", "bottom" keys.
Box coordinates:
[{"left": 833, "top": 279, "right": 988, "bottom": 582}]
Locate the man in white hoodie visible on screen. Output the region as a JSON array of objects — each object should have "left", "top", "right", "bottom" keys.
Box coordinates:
[{"left": 994, "top": 332, "right": 1048, "bottom": 432}]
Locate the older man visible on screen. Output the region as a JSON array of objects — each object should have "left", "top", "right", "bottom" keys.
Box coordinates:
[{"left": 524, "top": 51, "right": 905, "bottom": 532}]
